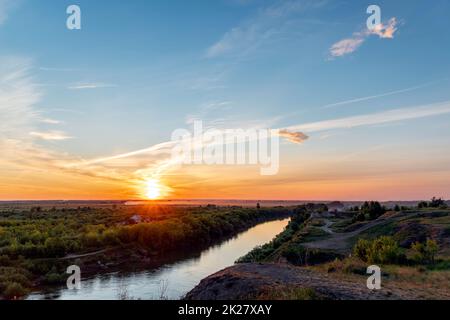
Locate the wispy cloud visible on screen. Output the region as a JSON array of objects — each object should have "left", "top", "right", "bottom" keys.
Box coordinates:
[
  {"left": 206, "top": 0, "right": 326, "bottom": 58},
  {"left": 40, "top": 118, "right": 62, "bottom": 125},
  {"left": 0, "top": 59, "right": 73, "bottom": 166},
  {"left": 329, "top": 37, "right": 365, "bottom": 58},
  {"left": 0, "top": 57, "right": 41, "bottom": 140},
  {"left": 322, "top": 81, "right": 438, "bottom": 109},
  {"left": 286, "top": 101, "right": 450, "bottom": 133},
  {"left": 329, "top": 17, "right": 399, "bottom": 58},
  {"left": 39, "top": 67, "right": 76, "bottom": 72},
  {"left": 30, "top": 131, "right": 72, "bottom": 141},
  {"left": 80, "top": 100, "right": 450, "bottom": 170},
  {"left": 68, "top": 82, "right": 117, "bottom": 90}
]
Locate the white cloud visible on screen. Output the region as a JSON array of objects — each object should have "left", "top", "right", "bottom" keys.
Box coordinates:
[
  {"left": 0, "top": 58, "right": 73, "bottom": 168},
  {"left": 286, "top": 101, "right": 450, "bottom": 133},
  {"left": 329, "top": 17, "right": 399, "bottom": 58},
  {"left": 68, "top": 82, "right": 117, "bottom": 90},
  {"left": 329, "top": 37, "right": 365, "bottom": 58},
  {"left": 40, "top": 118, "right": 62, "bottom": 124},
  {"left": 30, "top": 131, "right": 72, "bottom": 141},
  {"left": 0, "top": 57, "right": 41, "bottom": 140}
]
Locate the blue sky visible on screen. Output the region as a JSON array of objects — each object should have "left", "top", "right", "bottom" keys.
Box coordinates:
[{"left": 1, "top": 0, "right": 450, "bottom": 200}]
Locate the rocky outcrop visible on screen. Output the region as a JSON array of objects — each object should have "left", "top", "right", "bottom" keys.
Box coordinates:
[{"left": 185, "top": 263, "right": 421, "bottom": 300}]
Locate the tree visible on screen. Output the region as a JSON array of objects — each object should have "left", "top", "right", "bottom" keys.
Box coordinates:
[
  {"left": 412, "top": 239, "right": 438, "bottom": 264},
  {"left": 429, "top": 197, "right": 446, "bottom": 208},
  {"left": 418, "top": 201, "right": 428, "bottom": 209},
  {"left": 361, "top": 201, "right": 385, "bottom": 220}
]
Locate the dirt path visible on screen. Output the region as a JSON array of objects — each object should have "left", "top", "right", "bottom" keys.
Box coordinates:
[
  {"left": 302, "top": 213, "right": 406, "bottom": 253},
  {"left": 58, "top": 246, "right": 124, "bottom": 260},
  {"left": 319, "top": 219, "right": 334, "bottom": 235},
  {"left": 185, "top": 263, "right": 430, "bottom": 300}
]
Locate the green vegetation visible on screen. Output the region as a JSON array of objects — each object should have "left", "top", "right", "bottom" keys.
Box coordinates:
[
  {"left": 281, "top": 245, "right": 341, "bottom": 266},
  {"left": 0, "top": 204, "right": 292, "bottom": 299},
  {"left": 418, "top": 197, "right": 447, "bottom": 209},
  {"left": 238, "top": 200, "right": 450, "bottom": 299},
  {"left": 238, "top": 204, "right": 339, "bottom": 265},
  {"left": 237, "top": 207, "right": 310, "bottom": 263},
  {"left": 350, "top": 201, "right": 386, "bottom": 222},
  {"left": 353, "top": 236, "right": 405, "bottom": 264},
  {"left": 411, "top": 239, "right": 438, "bottom": 264}
]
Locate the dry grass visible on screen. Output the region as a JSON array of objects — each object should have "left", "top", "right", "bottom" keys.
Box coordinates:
[{"left": 256, "top": 285, "right": 323, "bottom": 300}]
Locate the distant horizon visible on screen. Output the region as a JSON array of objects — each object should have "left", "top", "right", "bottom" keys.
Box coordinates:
[{"left": 0, "top": 198, "right": 446, "bottom": 203}]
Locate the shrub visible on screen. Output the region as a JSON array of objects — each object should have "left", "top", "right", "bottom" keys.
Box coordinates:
[
  {"left": 44, "top": 272, "right": 65, "bottom": 285},
  {"left": 411, "top": 239, "right": 438, "bottom": 264},
  {"left": 2, "top": 282, "right": 28, "bottom": 299},
  {"left": 353, "top": 239, "right": 371, "bottom": 262},
  {"left": 282, "top": 245, "right": 341, "bottom": 266},
  {"left": 352, "top": 212, "right": 365, "bottom": 223},
  {"left": 353, "top": 236, "right": 404, "bottom": 264},
  {"left": 325, "top": 258, "right": 367, "bottom": 275}
]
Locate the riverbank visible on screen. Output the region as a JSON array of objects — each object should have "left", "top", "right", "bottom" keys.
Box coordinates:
[
  {"left": 0, "top": 203, "right": 292, "bottom": 299},
  {"left": 28, "top": 219, "right": 290, "bottom": 300}
]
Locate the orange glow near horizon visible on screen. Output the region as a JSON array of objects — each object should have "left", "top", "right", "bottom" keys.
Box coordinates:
[{"left": 2, "top": 160, "right": 450, "bottom": 201}]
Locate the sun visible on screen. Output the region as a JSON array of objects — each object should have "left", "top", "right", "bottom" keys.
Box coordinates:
[{"left": 145, "top": 179, "right": 162, "bottom": 200}]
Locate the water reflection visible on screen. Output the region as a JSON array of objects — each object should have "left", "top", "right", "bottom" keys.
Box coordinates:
[{"left": 28, "top": 218, "right": 289, "bottom": 300}]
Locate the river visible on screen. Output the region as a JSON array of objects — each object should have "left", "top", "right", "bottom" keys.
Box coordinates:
[{"left": 28, "top": 218, "right": 289, "bottom": 300}]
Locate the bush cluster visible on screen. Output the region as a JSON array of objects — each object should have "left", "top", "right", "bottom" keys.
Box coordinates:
[{"left": 353, "top": 236, "right": 405, "bottom": 264}]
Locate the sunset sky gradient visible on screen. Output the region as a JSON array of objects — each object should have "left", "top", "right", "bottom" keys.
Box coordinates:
[{"left": 1, "top": 0, "right": 450, "bottom": 201}]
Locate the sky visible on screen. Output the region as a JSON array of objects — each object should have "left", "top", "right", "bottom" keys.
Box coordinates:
[{"left": 1, "top": 0, "right": 450, "bottom": 201}]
